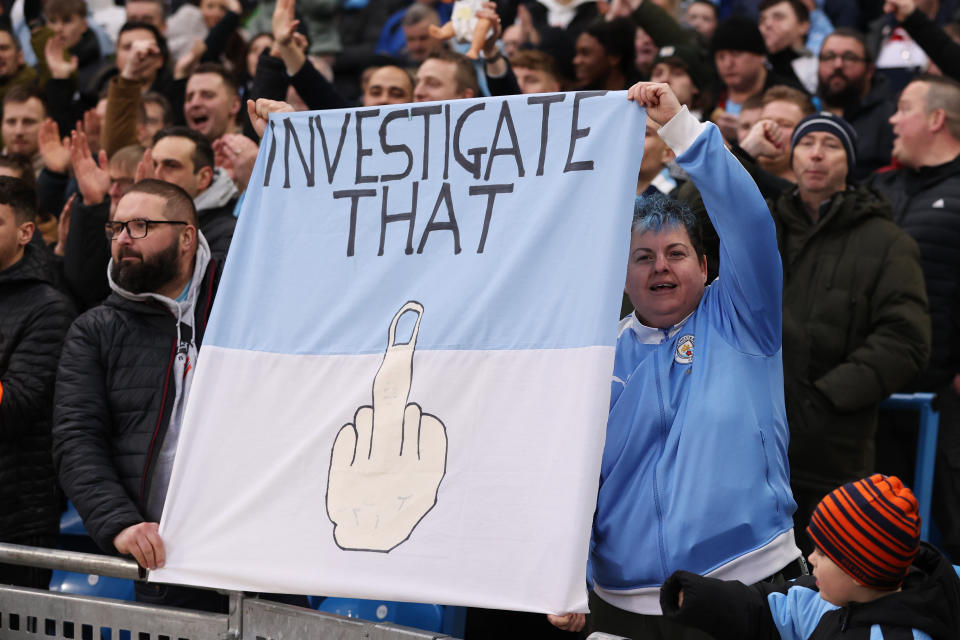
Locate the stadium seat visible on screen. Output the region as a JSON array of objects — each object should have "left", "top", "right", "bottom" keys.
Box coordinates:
[
  {"left": 880, "top": 393, "right": 939, "bottom": 541},
  {"left": 48, "top": 570, "right": 135, "bottom": 601},
  {"left": 59, "top": 502, "right": 88, "bottom": 537},
  {"left": 55, "top": 501, "right": 136, "bottom": 602}
]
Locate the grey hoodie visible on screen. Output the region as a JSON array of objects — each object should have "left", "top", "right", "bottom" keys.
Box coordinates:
[{"left": 105, "top": 231, "right": 212, "bottom": 523}]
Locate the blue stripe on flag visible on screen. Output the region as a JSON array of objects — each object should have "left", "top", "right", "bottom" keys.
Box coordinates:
[{"left": 206, "top": 92, "right": 645, "bottom": 355}]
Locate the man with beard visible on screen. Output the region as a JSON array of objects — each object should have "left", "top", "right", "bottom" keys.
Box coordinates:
[
  {"left": 53, "top": 179, "right": 226, "bottom": 610},
  {"left": 817, "top": 28, "right": 896, "bottom": 179},
  {"left": 63, "top": 126, "right": 236, "bottom": 310}
]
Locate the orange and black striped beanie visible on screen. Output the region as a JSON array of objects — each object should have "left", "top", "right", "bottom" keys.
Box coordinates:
[{"left": 806, "top": 474, "right": 920, "bottom": 591}]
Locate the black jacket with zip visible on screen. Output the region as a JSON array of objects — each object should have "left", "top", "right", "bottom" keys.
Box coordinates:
[
  {"left": 0, "top": 244, "right": 75, "bottom": 542},
  {"left": 868, "top": 156, "right": 960, "bottom": 390},
  {"left": 52, "top": 255, "right": 221, "bottom": 553}
]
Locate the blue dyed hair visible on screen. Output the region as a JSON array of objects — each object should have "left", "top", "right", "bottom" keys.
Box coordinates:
[{"left": 632, "top": 193, "right": 704, "bottom": 258}]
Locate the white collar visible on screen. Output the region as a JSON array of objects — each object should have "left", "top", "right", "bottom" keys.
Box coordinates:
[{"left": 619, "top": 309, "right": 695, "bottom": 344}]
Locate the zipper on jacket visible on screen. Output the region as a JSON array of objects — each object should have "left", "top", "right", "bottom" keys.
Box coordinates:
[
  {"left": 199, "top": 258, "right": 216, "bottom": 339},
  {"left": 652, "top": 345, "right": 670, "bottom": 582},
  {"left": 757, "top": 430, "right": 780, "bottom": 514},
  {"left": 140, "top": 338, "right": 178, "bottom": 505}
]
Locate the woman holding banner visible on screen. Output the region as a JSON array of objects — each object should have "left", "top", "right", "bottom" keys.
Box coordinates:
[{"left": 550, "top": 82, "right": 803, "bottom": 639}]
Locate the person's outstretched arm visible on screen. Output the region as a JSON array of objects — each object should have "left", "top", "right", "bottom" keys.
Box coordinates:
[
  {"left": 631, "top": 82, "right": 782, "bottom": 355},
  {"left": 887, "top": 0, "right": 960, "bottom": 81},
  {"left": 661, "top": 571, "right": 785, "bottom": 640}
]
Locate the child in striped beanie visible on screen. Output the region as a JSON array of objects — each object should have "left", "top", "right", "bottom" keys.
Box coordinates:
[
  {"left": 805, "top": 473, "right": 920, "bottom": 606},
  {"left": 658, "top": 475, "right": 960, "bottom": 640}
]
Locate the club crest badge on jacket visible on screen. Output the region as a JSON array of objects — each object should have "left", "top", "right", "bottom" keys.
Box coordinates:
[{"left": 675, "top": 334, "right": 694, "bottom": 365}]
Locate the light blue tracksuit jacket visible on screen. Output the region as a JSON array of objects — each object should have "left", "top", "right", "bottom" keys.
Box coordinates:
[{"left": 592, "top": 112, "right": 799, "bottom": 613}]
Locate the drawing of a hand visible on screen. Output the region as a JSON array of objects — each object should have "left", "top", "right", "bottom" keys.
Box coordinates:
[{"left": 326, "top": 301, "right": 448, "bottom": 552}]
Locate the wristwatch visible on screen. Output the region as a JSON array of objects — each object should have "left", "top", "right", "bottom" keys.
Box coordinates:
[{"left": 482, "top": 49, "right": 503, "bottom": 64}]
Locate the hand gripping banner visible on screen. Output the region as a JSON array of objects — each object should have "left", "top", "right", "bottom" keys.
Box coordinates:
[{"left": 154, "top": 92, "right": 645, "bottom": 614}]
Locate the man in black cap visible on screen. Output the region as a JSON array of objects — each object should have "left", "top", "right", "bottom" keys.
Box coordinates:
[
  {"left": 649, "top": 44, "right": 714, "bottom": 120},
  {"left": 711, "top": 15, "right": 805, "bottom": 141},
  {"left": 769, "top": 111, "right": 930, "bottom": 551}
]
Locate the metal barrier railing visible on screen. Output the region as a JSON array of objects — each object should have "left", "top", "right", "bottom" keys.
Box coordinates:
[
  {"left": 0, "top": 543, "right": 456, "bottom": 639},
  {"left": 880, "top": 392, "right": 940, "bottom": 541}
]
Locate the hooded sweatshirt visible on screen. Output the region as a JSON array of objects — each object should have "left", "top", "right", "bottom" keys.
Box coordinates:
[
  {"left": 194, "top": 168, "right": 239, "bottom": 257},
  {"left": 105, "top": 231, "right": 212, "bottom": 522}
]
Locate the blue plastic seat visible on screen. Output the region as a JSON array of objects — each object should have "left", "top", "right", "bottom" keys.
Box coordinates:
[
  {"left": 48, "top": 570, "right": 135, "bottom": 601},
  {"left": 59, "top": 502, "right": 89, "bottom": 537},
  {"left": 880, "top": 393, "right": 940, "bottom": 541}
]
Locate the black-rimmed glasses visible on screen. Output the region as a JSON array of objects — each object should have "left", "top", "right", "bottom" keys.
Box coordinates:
[
  {"left": 105, "top": 219, "right": 187, "bottom": 240},
  {"left": 819, "top": 51, "right": 866, "bottom": 64}
]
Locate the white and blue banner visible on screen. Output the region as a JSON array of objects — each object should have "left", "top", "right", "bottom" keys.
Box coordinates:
[{"left": 153, "top": 91, "right": 645, "bottom": 614}]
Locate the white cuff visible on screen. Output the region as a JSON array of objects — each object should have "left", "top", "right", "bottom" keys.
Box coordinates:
[{"left": 657, "top": 105, "right": 708, "bottom": 158}]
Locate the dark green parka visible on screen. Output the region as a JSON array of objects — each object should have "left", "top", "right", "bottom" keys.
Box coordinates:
[{"left": 772, "top": 184, "right": 931, "bottom": 493}]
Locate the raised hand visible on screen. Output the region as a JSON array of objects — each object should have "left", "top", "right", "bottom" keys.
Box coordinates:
[
  {"left": 83, "top": 107, "right": 103, "bottom": 156},
  {"left": 326, "top": 302, "right": 447, "bottom": 552},
  {"left": 135, "top": 147, "right": 156, "bottom": 182},
  {"left": 213, "top": 133, "right": 259, "bottom": 191},
  {"left": 38, "top": 118, "right": 71, "bottom": 174},
  {"left": 884, "top": 0, "right": 917, "bottom": 22},
  {"left": 174, "top": 38, "right": 206, "bottom": 80},
  {"left": 740, "top": 119, "right": 786, "bottom": 159},
  {"left": 627, "top": 81, "right": 682, "bottom": 127},
  {"left": 605, "top": 0, "right": 641, "bottom": 20},
  {"left": 515, "top": 4, "right": 540, "bottom": 46},
  {"left": 122, "top": 38, "right": 163, "bottom": 82},
  {"left": 474, "top": 2, "right": 502, "bottom": 61},
  {"left": 53, "top": 193, "right": 76, "bottom": 257},
  {"left": 272, "top": 0, "right": 299, "bottom": 46},
  {"left": 246, "top": 98, "right": 294, "bottom": 139},
  {"left": 70, "top": 125, "right": 110, "bottom": 206},
  {"left": 44, "top": 35, "right": 78, "bottom": 79}
]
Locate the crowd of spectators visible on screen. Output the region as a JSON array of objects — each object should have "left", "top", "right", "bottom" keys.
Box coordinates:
[{"left": 3, "top": 0, "right": 960, "bottom": 636}]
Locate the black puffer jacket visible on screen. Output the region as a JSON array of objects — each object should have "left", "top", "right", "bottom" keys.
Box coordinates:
[
  {"left": 0, "top": 244, "right": 75, "bottom": 541},
  {"left": 198, "top": 199, "right": 238, "bottom": 258},
  {"left": 52, "top": 256, "right": 221, "bottom": 552},
  {"left": 661, "top": 542, "right": 960, "bottom": 640},
  {"left": 868, "top": 156, "right": 960, "bottom": 389},
  {"left": 773, "top": 186, "right": 931, "bottom": 492}
]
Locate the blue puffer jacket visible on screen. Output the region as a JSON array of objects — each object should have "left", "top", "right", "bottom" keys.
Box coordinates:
[{"left": 592, "top": 110, "right": 800, "bottom": 615}]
